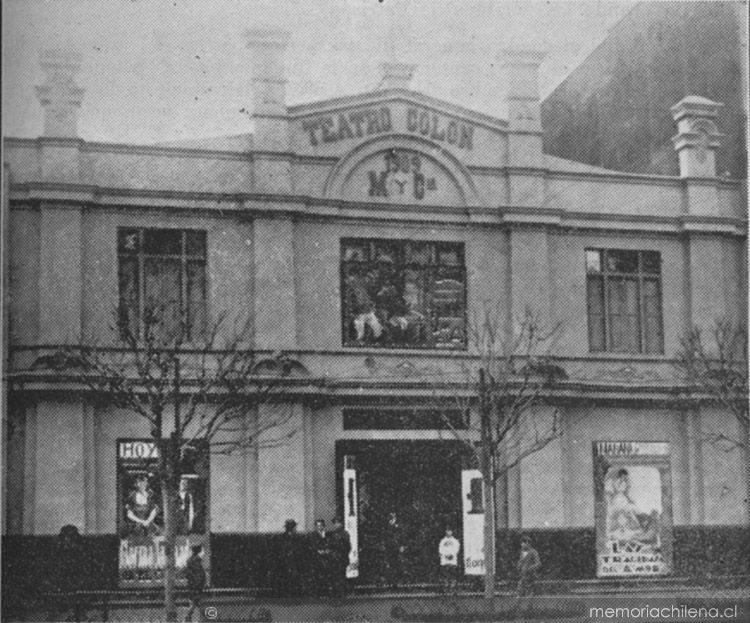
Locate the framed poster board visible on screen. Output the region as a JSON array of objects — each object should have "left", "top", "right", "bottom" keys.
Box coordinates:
[
  {"left": 593, "top": 441, "right": 673, "bottom": 577},
  {"left": 116, "top": 439, "right": 209, "bottom": 587}
]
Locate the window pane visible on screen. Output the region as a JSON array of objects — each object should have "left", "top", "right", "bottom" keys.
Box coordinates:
[
  {"left": 144, "top": 258, "right": 182, "bottom": 337},
  {"left": 118, "top": 229, "right": 140, "bottom": 254},
  {"left": 608, "top": 278, "right": 640, "bottom": 352},
  {"left": 606, "top": 249, "right": 638, "bottom": 273},
  {"left": 395, "top": 269, "right": 428, "bottom": 345},
  {"left": 144, "top": 229, "right": 181, "bottom": 255},
  {"left": 341, "top": 238, "right": 466, "bottom": 348},
  {"left": 438, "top": 244, "right": 462, "bottom": 266},
  {"left": 374, "top": 241, "right": 398, "bottom": 263},
  {"left": 342, "top": 265, "right": 380, "bottom": 343},
  {"left": 186, "top": 261, "right": 207, "bottom": 340},
  {"left": 405, "top": 241, "right": 433, "bottom": 265},
  {"left": 642, "top": 279, "right": 664, "bottom": 353},
  {"left": 185, "top": 231, "right": 207, "bottom": 257},
  {"left": 586, "top": 276, "right": 605, "bottom": 351},
  {"left": 118, "top": 258, "right": 139, "bottom": 338},
  {"left": 642, "top": 251, "right": 661, "bottom": 274},
  {"left": 585, "top": 249, "right": 602, "bottom": 273},
  {"left": 432, "top": 274, "right": 465, "bottom": 347}
]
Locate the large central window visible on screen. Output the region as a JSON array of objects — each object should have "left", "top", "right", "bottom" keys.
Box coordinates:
[
  {"left": 341, "top": 238, "right": 466, "bottom": 349},
  {"left": 118, "top": 228, "right": 207, "bottom": 341}
]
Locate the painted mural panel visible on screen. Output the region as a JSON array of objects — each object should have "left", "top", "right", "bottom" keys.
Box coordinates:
[
  {"left": 117, "top": 439, "right": 209, "bottom": 587},
  {"left": 593, "top": 441, "right": 673, "bottom": 577}
]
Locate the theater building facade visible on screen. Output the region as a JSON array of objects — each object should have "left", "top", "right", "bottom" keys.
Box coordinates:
[{"left": 2, "top": 32, "right": 748, "bottom": 590}]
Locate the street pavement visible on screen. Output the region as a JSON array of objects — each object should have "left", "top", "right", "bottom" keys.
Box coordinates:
[{"left": 8, "top": 585, "right": 750, "bottom": 623}]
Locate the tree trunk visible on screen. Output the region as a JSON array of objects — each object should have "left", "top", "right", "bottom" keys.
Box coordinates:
[
  {"left": 743, "top": 417, "right": 750, "bottom": 526},
  {"left": 482, "top": 468, "right": 496, "bottom": 599},
  {"left": 162, "top": 442, "right": 179, "bottom": 622}
]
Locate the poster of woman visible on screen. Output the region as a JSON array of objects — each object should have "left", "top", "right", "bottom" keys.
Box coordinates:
[
  {"left": 117, "top": 439, "right": 209, "bottom": 586},
  {"left": 124, "top": 473, "right": 163, "bottom": 537},
  {"left": 604, "top": 466, "right": 661, "bottom": 553},
  {"left": 594, "top": 441, "right": 673, "bottom": 577}
]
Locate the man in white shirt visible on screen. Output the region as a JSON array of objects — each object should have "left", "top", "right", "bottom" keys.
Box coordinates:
[{"left": 438, "top": 527, "right": 461, "bottom": 595}]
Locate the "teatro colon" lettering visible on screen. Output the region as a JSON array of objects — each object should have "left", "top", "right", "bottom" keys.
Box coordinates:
[{"left": 301, "top": 105, "right": 474, "bottom": 150}]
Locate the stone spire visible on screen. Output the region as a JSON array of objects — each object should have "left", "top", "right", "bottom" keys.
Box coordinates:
[
  {"left": 671, "top": 96, "right": 724, "bottom": 178},
  {"left": 245, "top": 28, "right": 291, "bottom": 151},
  {"left": 35, "top": 49, "right": 85, "bottom": 138},
  {"left": 503, "top": 48, "right": 546, "bottom": 205}
]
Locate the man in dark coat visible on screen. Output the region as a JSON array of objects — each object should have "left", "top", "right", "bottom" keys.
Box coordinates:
[
  {"left": 310, "top": 519, "right": 334, "bottom": 597},
  {"left": 517, "top": 536, "right": 541, "bottom": 596},
  {"left": 329, "top": 517, "right": 352, "bottom": 598},
  {"left": 276, "top": 519, "right": 302, "bottom": 597},
  {"left": 49, "top": 525, "right": 88, "bottom": 622},
  {"left": 184, "top": 545, "right": 206, "bottom": 622}
]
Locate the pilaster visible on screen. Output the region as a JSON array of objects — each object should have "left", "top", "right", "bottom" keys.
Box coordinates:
[
  {"left": 257, "top": 403, "right": 306, "bottom": 531},
  {"left": 35, "top": 50, "right": 84, "bottom": 184},
  {"left": 39, "top": 205, "right": 83, "bottom": 343},
  {"left": 686, "top": 409, "right": 705, "bottom": 524},
  {"left": 509, "top": 225, "right": 552, "bottom": 326},
  {"left": 687, "top": 233, "right": 726, "bottom": 334},
  {"left": 245, "top": 29, "right": 292, "bottom": 193},
  {"left": 33, "top": 401, "right": 86, "bottom": 534},
  {"left": 671, "top": 96, "right": 723, "bottom": 217},
  {"left": 253, "top": 215, "right": 297, "bottom": 350},
  {"left": 503, "top": 49, "right": 546, "bottom": 207}
]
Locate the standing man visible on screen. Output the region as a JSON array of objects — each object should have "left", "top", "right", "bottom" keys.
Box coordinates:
[
  {"left": 438, "top": 527, "right": 460, "bottom": 596},
  {"left": 329, "top": 517, "right": 352, "bottom": 598},
  {"left": 517, "top": 536, "right": 541, "bottom": 596},
  {"left": 384, "top": 512, "right": 405, "bottom": 590},
  {"left": 184, "top": 545, "right": 206, "bottom": 622},
  {"left": 311, "top": 519, "right": 333, "bottom": 597},
  {"left": 277, "top": 519, "right": 301, "bottom": 598}
]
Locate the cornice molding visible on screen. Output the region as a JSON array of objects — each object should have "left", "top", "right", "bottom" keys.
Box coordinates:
[{"left": 8, "top": 182, "right": 747, "bottom": 237}]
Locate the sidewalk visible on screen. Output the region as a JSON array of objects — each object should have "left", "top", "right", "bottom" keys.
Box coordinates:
[{"left": 9, "top": 586, "right": 750, "bottom": 623}]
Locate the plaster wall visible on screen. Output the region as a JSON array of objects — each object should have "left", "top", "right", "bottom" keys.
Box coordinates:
[
  {"left": 81, "top": 150, "right": 252, "bottom": 193},
  {"left": 8, "top": 208, "right": 40, "bottom": 345},
  {"left": 33, "top": 401, "right": 86, "bottom": 534},
  {"left": 699, "top": 407, "right": 747, "bottom": 525},
  {"left": 520, "top": 426, "right": 565, "bottom": 529},
  {"left": 546, "top": 177, "right": 683, "bottom": 216},
  {"left": 292, "top": 162, "right": 332, "bottom": 197}
]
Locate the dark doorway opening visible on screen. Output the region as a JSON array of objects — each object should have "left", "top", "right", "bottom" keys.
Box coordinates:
[{"left": 336, "top": 440, "right": 465, "bottom": 585}]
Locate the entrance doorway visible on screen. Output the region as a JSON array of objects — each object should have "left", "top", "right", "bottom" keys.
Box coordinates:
[{"left": 337, "top": 440, "right": 465, "bottom": 584}]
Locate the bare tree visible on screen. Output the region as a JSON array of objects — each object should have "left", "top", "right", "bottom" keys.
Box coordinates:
[
  {"left": 437, "top": 306, "right": 567, "bottom": 599},
  {"left": 674, "top": 318, "right": 749, "bottom": 523},
  {"left": 56, "top": 306, "right": 296, "bottom": 621}
]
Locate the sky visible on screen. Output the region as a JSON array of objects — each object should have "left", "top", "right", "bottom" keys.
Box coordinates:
[{"left": 2, "top": 0, "right": 637, "bottom": 145}]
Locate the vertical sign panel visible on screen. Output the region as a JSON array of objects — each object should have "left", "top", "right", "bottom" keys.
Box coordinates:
[
  {"left": 462, "top": 469, "right": 485, "bottom": 575},
  {"left": 343, "top": 455, "right": 359, "bottom": 579},
  {"left": 117, "top": 439, "right": 209, "bottom": 587},
  {"left": 593, "top": 441, "right": 673, "bottom": 577}
]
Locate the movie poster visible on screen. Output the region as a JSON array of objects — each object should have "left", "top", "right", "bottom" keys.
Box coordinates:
[
  {"left": 117, "top": 439, "right": 209, "bottom": 587},
  {"left": 461, "top": 469, "right": 485, "bottom": 575},
  {"left": 593, "top": 441, "right": 673, "bottom": 577}
]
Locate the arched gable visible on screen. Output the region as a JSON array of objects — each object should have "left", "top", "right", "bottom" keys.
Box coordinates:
[{"left": 324, "top": 134, "right": 481, "bottom": 207}]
